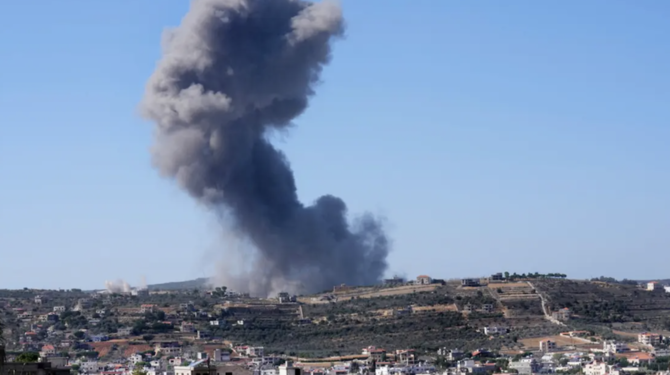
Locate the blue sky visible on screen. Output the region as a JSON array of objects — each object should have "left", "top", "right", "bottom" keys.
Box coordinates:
[{"left": 1, "top": 1, "right": 669, "bottom": 290}]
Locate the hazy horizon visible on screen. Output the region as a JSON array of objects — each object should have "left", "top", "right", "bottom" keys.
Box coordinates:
[{"left": 2, "top": 1, "right": 669, "bottom": 290}]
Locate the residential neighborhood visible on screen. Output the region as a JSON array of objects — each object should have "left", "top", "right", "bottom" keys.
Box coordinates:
[{"left": 1, "top": 275, "right": 670, "bottom": 375}]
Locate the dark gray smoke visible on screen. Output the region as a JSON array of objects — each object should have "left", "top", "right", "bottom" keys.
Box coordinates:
[{"left": 141, "top": 0, "right": 389, "bottom": 297}]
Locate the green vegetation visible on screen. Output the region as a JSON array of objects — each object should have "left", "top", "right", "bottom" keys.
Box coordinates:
[
  {"left": 15, "top": 352, "right": 39, "bottom": 363},
  {"left": 504, "top": 272, "right": 567, "bottom": 281}
]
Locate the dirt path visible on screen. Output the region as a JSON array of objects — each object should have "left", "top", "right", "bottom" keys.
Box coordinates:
[{"left": 527, "top": 281, "right": 564, "bottom": 325}]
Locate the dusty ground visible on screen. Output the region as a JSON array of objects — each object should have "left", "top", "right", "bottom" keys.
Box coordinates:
[
  {"left": 519, "top": 335, "right": 594, "bottom": 349},
  {"left": 299, "top": 284, "right": 440, "bottom": 304},
  {"left": 412, "top": 304, "right": 458, "bottom": 312}
]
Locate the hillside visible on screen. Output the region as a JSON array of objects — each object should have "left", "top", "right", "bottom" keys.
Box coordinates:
[
  {"left": 533, "top": 279, "right": 670, "bottom": 330},
  {"left": 147, "top": 277, "right": 209, "bottom": 290}
]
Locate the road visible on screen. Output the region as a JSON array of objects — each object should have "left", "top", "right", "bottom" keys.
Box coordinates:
[{"left": 527, "top": 281, "right": 564, "bottom": 326}]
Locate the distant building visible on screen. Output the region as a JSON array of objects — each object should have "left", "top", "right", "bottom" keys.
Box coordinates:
[
  {"left": 638, "top": 333, "right": 662, "bottom": 346},
  {"left": 490, "top": 273, "right": 504, "bottom": 282},
  {"left": 277, "top": 292, "right": 296, "bottom": 303},
  {"left": 539, "top": 340, "right": 556, "bottom": 352},
  {"left": 647, "top": 282, "right": 664, "bottom": 292},
  {"left": 509, "top": 358, "right": 540, "bottom": 375},
  {"left": 603, "top": 340, "right": 628, "bottom": 354},
  {"left": 213, "top": 349, "right": 231, "bottom": 362},
  {"left": 552, "top": 308, "right": 571, "bottom": 321},
  {"left": 461, "top": 278, "right": 481, "bottom": 287},
  {"left": 117, "top": 327, "right": 133, "bottom": 336},
  {"left": 383, "top": 276, "right": 405, "bottom": 286},
  {"left": 2, "top": 361, "right": 70, "bottom": 375},
  {"left": 53, "top": 306, "right": 66, "bottom": 313},
  {"left": 484, "top": 326, "right": 507, "bottom": 335},
  {"left": 180, "top": 322, "right": 196, "bottom": 333},
  {"left": 140, "top": 304, "right": 157, "bottom": 314},
  {"left": 278, "top": 361, "right": 298, "bottom": 375},
  {"left": 447, "top": 349, "right": 464, "bottom": 361},
  {"left": 89, "top": 335, "right": 108, "bottom": 342},
  {"left": 416, "top": 275, "right": 432, "bottom": 285},
  {"left": 246, "top": 347, "right": 264, "bottom": 357},
  {"left": 40, "top": 345, "right": 57, "bottom": 358},
  {"left": 481, "top": 304, "right": 495, "bottom": 313},
  {"left": 155, "top": 342, "right": 182, "bottom": 356},
  {"left": 174, "top": 359, "right": 216, "bottom": 375}
]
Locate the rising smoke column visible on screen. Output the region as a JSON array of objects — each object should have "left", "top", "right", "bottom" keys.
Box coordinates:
[{"left": 141, "top": 0, "right": 389, "bottom": 296}]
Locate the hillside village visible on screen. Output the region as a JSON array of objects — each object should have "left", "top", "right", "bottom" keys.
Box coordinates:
[{"left": 2, "top": 274, "right": 670, "bottom": 375}]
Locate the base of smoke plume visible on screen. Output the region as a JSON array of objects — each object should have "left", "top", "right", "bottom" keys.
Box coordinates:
[{"left": 206, "top": 204, "right": 390, "bottom": 298}]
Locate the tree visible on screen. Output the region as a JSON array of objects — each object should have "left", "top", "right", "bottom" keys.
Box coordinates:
[
  {"left": 133, "top": 369, "right": 148, "bottom": 375},
  {"left": 213, "top": 286, "right": 228, "bottom": 298},
  {"left": 142, "top": 335, "right": 155, "bottom": 343},
  {"left": 504, "top": 271, "right": 510, "bottom": 279},
  {"left": 16, "top": 352, "right": 40, "bottom": 363},
  {"left": 349, "top": 361, "right": 360, "bottom": 373},
  {"left": 73, "top": 331, "right": 85, "bottom": 339}
]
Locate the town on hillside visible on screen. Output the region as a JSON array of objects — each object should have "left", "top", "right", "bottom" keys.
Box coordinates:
[{"left": 1, "top": 274, "right": 670, "bottom": 375}]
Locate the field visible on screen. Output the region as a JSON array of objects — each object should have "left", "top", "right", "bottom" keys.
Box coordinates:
[
  {"left": 298, "top": 284, "right": 441, "bottom": 304},
  {"left": 518, "top": 335, "right": 594, "bottom": 350},
  {"left": 89, "top": 340, "right": 153, "bottom": 357}
]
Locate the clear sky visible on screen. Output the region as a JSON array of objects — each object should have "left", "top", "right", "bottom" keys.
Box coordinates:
[{"left": 1, "top": 1, "right": 669, "bottom": 290}]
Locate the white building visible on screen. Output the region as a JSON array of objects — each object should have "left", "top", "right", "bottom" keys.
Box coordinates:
[
  {"left": 174, "top": 359, "right": 215, "bottom": 375},
  {"left": 130, "top": 353, "right": 144, "bottom": 365},
  {"left": 279, "top": 361, "right": 298, "bottom": 375},
  {"left": 155, "top": 342, "right": 182, "bottom": 356},
  {"left": 604, "top": 340, "right": 628, "bottom": 354},
  {"left": 647, "top": 282, "right": 664, "bottom": 292},
  {"left": 213, "top": 349, "right": 231, "bottom": 362},
  {"left": 539, "top": 340, "right": 557, "bottom": 352},
  {"left": 247, "top": 347, "right": 264, "bottom": 357},
  {"left": 584, "top": 362, "right": 609, "bottom": 375},
  {"left": 484, "top": 326, "right": 507, "bottom": 335},
  {"left": 415, "top": 275, "right": 432, "bottom": 285},
  {"left": 180, "top": 322, "right": 196, "bottom": 333},
  {"left": 639, "top": 333, "right": 662, "bottom": 346},
  {"left": 53, "top": 306, "right": 66, "bottom": 313},
  {"left": 79, "top": 361, "right": 100, "bottom": 373}
]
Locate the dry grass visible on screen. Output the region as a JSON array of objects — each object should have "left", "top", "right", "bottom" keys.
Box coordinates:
[
  {"left": 299, "top": 284, "right": 440, "bottom": 304},
  {"left": 612, "top": 330, "right": 640, "bottom": 338},
  {"left": 490, "top": 282, "right": 530, "bottom": 289},
  {"left": 519, "top": 335, "right": 592, "bottom": 349},
  {"left": 412, "top": 304, "right": 458, "bottom": 312}
]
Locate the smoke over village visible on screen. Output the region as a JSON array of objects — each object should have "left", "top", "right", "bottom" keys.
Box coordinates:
[{"left": 141, "top": 0, "right": 390, "bottom": 297}]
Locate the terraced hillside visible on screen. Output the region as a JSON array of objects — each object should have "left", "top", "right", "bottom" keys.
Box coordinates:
[{"left": 533, "top": 279, "right": 670, "bottom": 329}]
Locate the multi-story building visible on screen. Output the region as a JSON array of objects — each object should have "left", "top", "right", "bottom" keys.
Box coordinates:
[
  {"left": 552, "top": 308, "right": 571, "bottom": 321},
  {"left": 140, "top": 304, "right": 157, "bottom": 314},
  {"left": 647, "top": 282, "right": 664, "bottom": 292},
  {"left": 1, "top": 362, "right": 69, "bottom": 375},
  {"left": 180, "top": 322, "right": 195, "bottom": 333},
  {"left": 603, "top": 340, "right": 628, "bottom": 354},
  {"left": 509, "top": 358, "right": 540, "bottom": 375},
  {"left": 539, "top": 340, "right": 557, "bottom": 352},
  {"left": 483, "top": 326, "right": 507, "bottom": 335},
  {"left": 416, "top": 275, "right": 433, "bottom": 285},
  {"left": 155, "top": 342, "right": 182, "bottom": 356},
  {"left": 639, "top": 332, "right": 662, "bottom": 346},
  {"left": 461, "top": 278, "right": 481, "bottom": 287}
]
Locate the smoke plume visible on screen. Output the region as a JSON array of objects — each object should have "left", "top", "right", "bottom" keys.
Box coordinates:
[
  {"left": 104, "top": 279, "right": 131, "bottom": 293},
  {"left": 141, "top": 0, "right": 389, "bottom": 297}
]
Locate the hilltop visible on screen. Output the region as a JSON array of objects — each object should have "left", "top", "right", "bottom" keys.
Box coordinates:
[
  {"left": 2, "top": 275, "right": 670, "bottom": 359},
  {"left": 147, "top": 277, "right": 209, "bottom": 291}
]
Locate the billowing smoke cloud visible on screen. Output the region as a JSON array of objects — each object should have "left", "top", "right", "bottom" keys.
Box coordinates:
[
  {"left": 105, "top": 279, "right": 131, "bottom": 293},
  {"left": 141, "top": 0, "right": 389, "bottom": 297}
]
